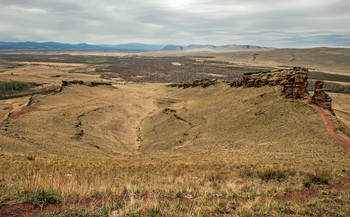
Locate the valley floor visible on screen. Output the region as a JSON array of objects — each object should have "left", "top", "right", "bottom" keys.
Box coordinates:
[{"left": 0, "top": 62, "right": 349, "bottom": 216}]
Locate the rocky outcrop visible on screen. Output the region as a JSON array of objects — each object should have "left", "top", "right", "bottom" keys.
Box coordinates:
[
  {"left": 60, "top": 80, "right": 112, "bottom": 91},
  {"left": 168, "top": 79, "right": 220, "bottom": 88},
  {"left": 169, "top": 68, "right": 309, "bottom": 99},
  {"left": 91, "top": 81, "right": 112, "bottom": 87},
  {"left": 62, "top": 80, "right": 85, "bottom": 86},
  {"left": 311, "top": 80, "right": 334, "bottom": 115},
  {"left": 281, "top": 68, "right": 308, "bottom": 99},
  {"left": 229, "top": 67, "right": 309, "bottom": 99}
]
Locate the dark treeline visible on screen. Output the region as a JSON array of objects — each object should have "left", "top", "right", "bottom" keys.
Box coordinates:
[
  {"left": 309, "top": 71, "right": 350, "bottom": 83},
  {"left": 308, "top": 80, "right": 350, "bottom": 94},
  {"left": 0, "top": 81, "right": 59, "bottom": 99}
]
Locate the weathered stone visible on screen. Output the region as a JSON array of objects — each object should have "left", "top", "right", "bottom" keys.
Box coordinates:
[
  {"left": 60, "top": 80, "right": 84, "bottom": 91},
  {"left": 311, "top": 80, "right": 334, "bottom": 115},
  {"left": 62, "top": 80, "right": 84, "bottom": 86},
  {"left": 91, "top": 81, "right": 112, "bottom": 86},
  {"left": 168, "top": 79, "right": 220, "bottom": 88},
  {"left": 60, "top": 80, "right": 112, "bottom": 92},
  {"left": 228, "top": 67, "right": 309, "bottom": 99},
  {"left": 169, "top": 67, "right": 311, "bottom": 100}
]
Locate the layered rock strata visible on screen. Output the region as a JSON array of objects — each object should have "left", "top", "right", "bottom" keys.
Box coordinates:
[
  {"left": 311, "top": 80, "right": 334, "bottom": 115},
  {"left": 168, "top": 79, "right": 220, "bottom": 88},
  {"left": 230, "top": 67, "right": 309, "bottom": 99}
]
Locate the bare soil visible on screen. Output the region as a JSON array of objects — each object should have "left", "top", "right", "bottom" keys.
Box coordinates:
[{"left": 301, "top": 98, "right": 350, "bottom": 148}]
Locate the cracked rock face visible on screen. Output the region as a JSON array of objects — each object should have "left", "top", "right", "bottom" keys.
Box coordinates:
[
  {"left": 230, "top": 67, "right": 309, "bottom": 99},
  {"left": 168, "top": 79, "right": 220, "bottom": 88},
  {"left": 311, "top": 80, "right": 334, "bottom": 114}
]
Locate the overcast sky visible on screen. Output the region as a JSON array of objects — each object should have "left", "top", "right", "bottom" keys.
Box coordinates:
[{"left": 0, "top": 0, "right": 349, "bottom": 47}]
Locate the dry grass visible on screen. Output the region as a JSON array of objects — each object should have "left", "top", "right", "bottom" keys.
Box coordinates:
[
  {"left": 0, "top": 56, "right": 350, "bottom": 215},
  {"left": 1, "top": 84, "right": 349, "bottom": 215},
  {"left": 1, "top": 152, "right": 349, "bottom": 216}
]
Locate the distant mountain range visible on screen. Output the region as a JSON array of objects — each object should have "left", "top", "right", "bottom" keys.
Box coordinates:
[
  {"left": 0, "top": 41, "right": 271, "bottom": 52},
  {"left": 162, "top": 44, "right": 271, "bottom": 51},
  {"left": 0, "top": 42, "right": 165, "bottom": 51}
]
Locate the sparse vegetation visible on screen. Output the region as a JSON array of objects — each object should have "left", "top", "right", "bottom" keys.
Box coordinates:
[
  {"left": 0, "top": 52, "right": 349, "bottom": 216},
  {"left": 17, "top": 189, "right": 61, "bottom": 208},
  {"left": 304, "top": 170, "right": 332, "bottom": 185},
  {"left": 0, "top": 152, "right": 348, "bottom": 216}
]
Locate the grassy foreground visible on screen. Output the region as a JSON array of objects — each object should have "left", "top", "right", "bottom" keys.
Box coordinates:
[{"left": 1, "top": 149, "right": 349, "bottom": 216}]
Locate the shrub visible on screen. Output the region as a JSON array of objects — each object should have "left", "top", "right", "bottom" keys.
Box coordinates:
[
  {"left": 27, "top": 155, "right": 35, "bottom": 161},
  {"left": 257, "top": 168, "right": 295, "bottom": 182},
  {"left": 176, "top": 191, "right": 183, "bottom": 199},
  {"left": 303, "top": 180, "right": 312, "bottom": 188},
  {"left": 17, "top": 189, "right": 61, "bottom": 208},
  {"left": 305, "top": 170, "right": 332, "bottom": 185},
  {"left": 90, "top": 190, "right": 103, "bottom": 199}
]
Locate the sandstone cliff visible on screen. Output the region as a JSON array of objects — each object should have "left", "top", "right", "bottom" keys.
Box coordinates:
[{"left": 230, "top": 67, "right": 309, "bottom": 99}]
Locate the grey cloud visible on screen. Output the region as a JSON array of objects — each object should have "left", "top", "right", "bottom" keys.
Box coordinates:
[{"left": 0, "top": 0, "right": 349, "bottom": 47}]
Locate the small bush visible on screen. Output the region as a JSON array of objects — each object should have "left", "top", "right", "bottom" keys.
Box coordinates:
[
  {"left": 17, "top": 189, "right": 61, "bottom": 208},
  {"left": 90, "top": 190, "right": 103, "bottom": 199},
  {"left": 27, "top": 155, "right": 35, "bottom": 161},
  {"left": 176, "top": 191, "right": 183, "bottom": 199},
  {"left": 239, "top": 167, "right": 255, "bottom": 178},
  {"left": 238, "top": 208, "right": 253, "bottom": 217},
  {"left": 215, "top": 200, "right": 228, "bottom": 213},
  {"left": 257, "top": 168, "right": 295, "bottom": 182},
  {"left": 303, "top": 180, "right": 312, "bottom": 188},
  {"left": 305, "top": 170, "right": 332, "bottom": 185}
]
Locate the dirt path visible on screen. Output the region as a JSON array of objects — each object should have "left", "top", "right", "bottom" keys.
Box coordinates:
[{"left": 301, "top": 98, "right": 350, "bottom": 149}]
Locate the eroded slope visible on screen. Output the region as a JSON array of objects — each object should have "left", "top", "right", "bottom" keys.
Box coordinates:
[
  {"left": 0, "top": 82, "right": 346, "bottom": 159},
  {"left": 139, "top": 84, "right": 342, "bottom": 158},
  {"left": 0, "top": 84, "right": 157, "bottom": 158}
]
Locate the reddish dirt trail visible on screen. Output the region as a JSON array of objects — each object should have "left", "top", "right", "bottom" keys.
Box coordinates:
[
  {"left": 6, "top": 107, "right": 37, "bottom": 122},
  {"left": 3, "top": 96, "right": 100, "bottom": 123},
  {"left": 301, "top": 98, "right": 350, "bottom": 149}
]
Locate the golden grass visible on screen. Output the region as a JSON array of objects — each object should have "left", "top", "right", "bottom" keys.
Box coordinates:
[
  {"left": 1, "top": 152, "right": 349, "bottom": 216},
  {"left": 0, "top": 60, "right": 350, "bottom": 215}
]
